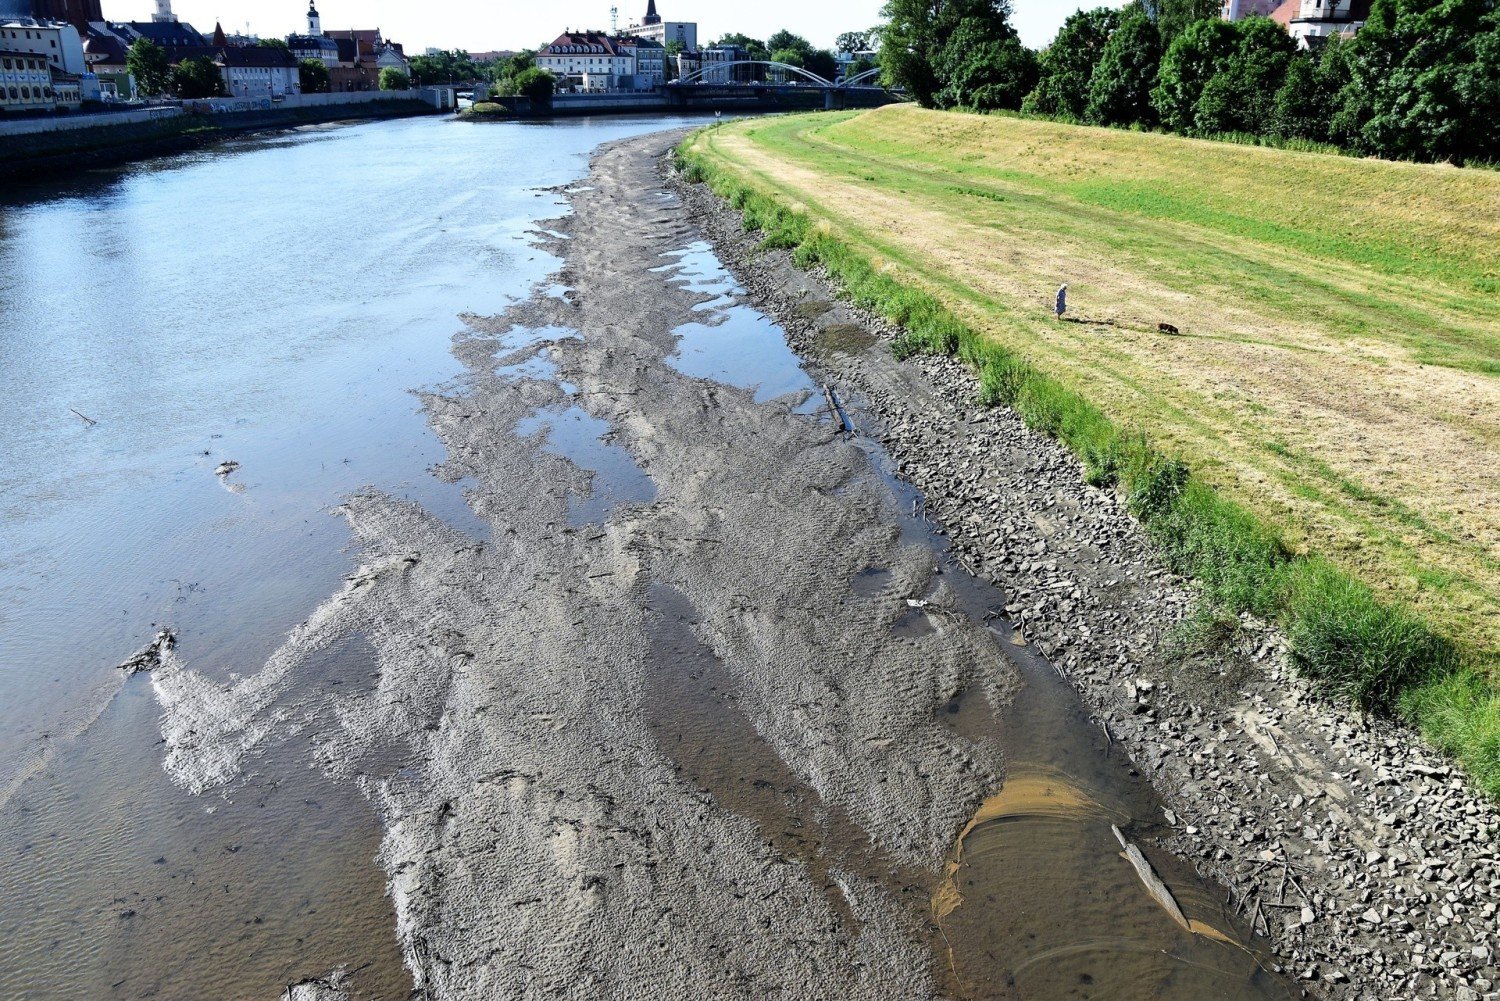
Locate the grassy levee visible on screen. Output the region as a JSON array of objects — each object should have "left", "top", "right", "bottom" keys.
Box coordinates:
[{"left": 677, "top": 106, "right": 1500, "bottom": 795}]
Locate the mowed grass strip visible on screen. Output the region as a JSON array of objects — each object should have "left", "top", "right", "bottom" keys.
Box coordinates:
[{"left": 679, "top": 106, "right": 1500, "bottom": 794}]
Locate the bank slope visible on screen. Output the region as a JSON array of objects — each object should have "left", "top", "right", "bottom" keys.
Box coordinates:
[{"left": 680, "top": 105, "right": 1500, "bottom": 794}]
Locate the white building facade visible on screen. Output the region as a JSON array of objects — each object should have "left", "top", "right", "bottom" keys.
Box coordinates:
[
  {"left": 537, "top": 30, "right": 635, "bottom": 92},
  {"left": 217, "top": 46, "right": 300, "bottom": 98},
  {"left": 0, "top": 42, "right": 53, "bottom": 111},
  {"left": 0, "top": 18, "right": 84, "bottom": 74}
]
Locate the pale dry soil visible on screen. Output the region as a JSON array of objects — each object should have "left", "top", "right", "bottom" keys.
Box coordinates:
[{"left": 701, "top": 109, "right": 1500, "bottom": 660}]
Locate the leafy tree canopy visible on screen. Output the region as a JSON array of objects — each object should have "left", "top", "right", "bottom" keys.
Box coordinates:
[
  {"left": 1083, "top": 5, "right": 1161, "bottom": 126},
  {"left": 936, "top": 16, "right": 1037, "bottom": 111},
  {"left": 879, "top": 0, "right": 1019, "bottom": 107},
  {"left": 1150, "top": 16, "right": 1240, "bottom": 132},
  {"left": 1022, "top": 6, "right": 1121, "bottom": 119},
  {"left": 1155, "top": 0, "right": 1221, "bottom": 48},
  {"left": 409, "top": 49, "right": 480, "bottom": 85},
  {"left": 126, "top": 37, "right": 171, "bottom": 97},
  {"left": 260, "top": 37, "right": 289, "bottom": 51},
  {"left": 298, "top": 57, "right": 330, "bottom": 94},
  {"left": 490, "top": 49, "right": 536, "bottom": 86},
  {"left": 172, "top": 55, "right": 225, "bottom": 99},
  {"left": 836, "top": 30, "right": 872, "bottom": 53},
  {"left": 496, "top": 66, "right": 556, "bottom": 103},
  {"left": 378, "top": 67, "right": 410, "bottom": 91}
]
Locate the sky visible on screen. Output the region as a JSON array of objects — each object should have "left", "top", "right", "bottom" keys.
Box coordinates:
[{"left": 111, "top": 1, "right": 1113, "bottom": 54}]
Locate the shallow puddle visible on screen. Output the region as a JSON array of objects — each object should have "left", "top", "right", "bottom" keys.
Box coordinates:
[
  {"left": 668, "top": 310, "right": 818, "bottom": 404},
  {"left": 514, "top": 405, "right": 656, "bottom": 524}
]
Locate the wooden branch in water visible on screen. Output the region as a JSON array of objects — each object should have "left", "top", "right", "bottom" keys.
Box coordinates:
[
  {"left": 822, "top": 383, "right": 854, "bottom": 434},
  {"left": 1112, "top": 824, "right": 1190, "bottom": 930},
  {"left": 69, "top": 407, "right": 97, "bottom": 426}
]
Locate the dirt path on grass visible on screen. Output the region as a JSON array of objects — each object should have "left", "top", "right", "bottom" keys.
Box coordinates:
[
  {"left": 673, "top": 135, "right": 1500, "bottom": 1001},
  {"left": 704, "top": 119, "right": 1500, "bottom": 663}
]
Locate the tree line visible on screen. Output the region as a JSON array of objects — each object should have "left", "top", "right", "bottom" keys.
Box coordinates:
[{"left": 879, "top": 0, "right": 1500, "bottom": 164}]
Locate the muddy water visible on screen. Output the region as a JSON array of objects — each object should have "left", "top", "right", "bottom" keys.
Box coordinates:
[{"left": 0, "top": 114, "right": 713, "bottom": 999}]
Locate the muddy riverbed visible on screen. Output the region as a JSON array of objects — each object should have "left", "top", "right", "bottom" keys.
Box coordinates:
[{"left": 138, "top": 128, "right": 1313, "bottom": 998}]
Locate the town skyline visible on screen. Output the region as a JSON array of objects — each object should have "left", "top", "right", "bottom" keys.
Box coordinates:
[{"left": 107, "top": 0, "right": 1129, "bottom": 53}]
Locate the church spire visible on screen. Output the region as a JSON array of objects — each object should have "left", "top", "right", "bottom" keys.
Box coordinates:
[
  {"left": 643, "top": 0, "right": 661, "bottom": 26},
  {"left": 307, "top": 0, "right": 322, "bottom": 36}
]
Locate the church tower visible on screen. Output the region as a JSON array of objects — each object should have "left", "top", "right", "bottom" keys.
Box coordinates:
[
  {"left": 152, "top": 0, "right": 177, "bottom": 23},
  {"left": 642, "top": 0, "right": 660, "bottom": 26},
  {"left": 307, "top": 0, "right": 322, "bottom": 36}
]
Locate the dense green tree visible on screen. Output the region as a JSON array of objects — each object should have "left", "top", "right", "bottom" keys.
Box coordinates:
[
  {"left": 770, "top": 47, "right": 805, "bottom": 68},
  {"left": 1456, "top": 11, "right": 1500, "bottom": 161},
  {"left": 1150, "top": 17, "right": 1239, "bottom": 132},
  {"left": 490, "top": 50, "right": 536, "bottom": 86},
  {"left": 378, "top": 67, "right": 410, "bottom": 91},
  {"left": 664, "top": 39, "right": 685, "bottom": 80},
  {"left": 126, "top": 37, "right": 171, "bottom": 97},
  {"left": 497, "top": 67, "right": 556, "bottom": 103},
  {"left": 715, "top": 33, "right": 771, "bottom": 61},
  {"left": 767, "top": 30, "right": 810, "bottom": 55},
  {"left": 1084, "top": 5, "right": 1161, "bottom": 126},
  {"left": 298, "top": 57, "right": 330, "bottom": 94},
  {"left": 806, "top": 49, "right": 840, "bottom": 80},
  {"left": 1022, "top": 6, "right": 1120, "bottom": 119},
  {"left": 1191, "top": 17, "right": 1295, "bottom": 135},
  {"left": 260, "top": 37, "right": 290, "bottom": 52},
  {"left": 936, "top": 18, "right": 1037, "bottom": 110},
  {"left": 1353, "top": 0, "right": 1500, "bottom": 162},
  {"left": 1268, "top": 54, "right": 1326, "bottom": 141},
  {"left": 879, "top": 0, "right": 1019, "bottom": 107},
  {"left": 837, "top": 30, "right": 872, "bottom": 53},
  {"left": 1155, "top": 0, "right": 1221, "bottom": 47},
  {"left": 409, "top": 49, "right": 480, "bottom": 85},
  {"left": 171, "top": 55, "right": 225, "bottom": 99}
]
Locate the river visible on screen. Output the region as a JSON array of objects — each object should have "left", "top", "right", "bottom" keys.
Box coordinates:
[
  {"left": 0, "top": 113, "right": 706, "bottom": 1000},
  {"left": 1, "top": 114, "right": 1293, "bottom": 1000}
]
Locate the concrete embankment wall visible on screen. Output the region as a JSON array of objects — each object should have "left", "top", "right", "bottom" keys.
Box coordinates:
[{"left": 0, "top": 98, "right": 436, "bottom": 182}]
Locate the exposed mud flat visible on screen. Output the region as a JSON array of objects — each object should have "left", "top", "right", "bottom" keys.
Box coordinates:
[
  {"left": 147, "top": 130, "right": 1306, "bottom": 998},
  {"left": 674, "top": 132, "right": 1500, "bottom": 1000}
]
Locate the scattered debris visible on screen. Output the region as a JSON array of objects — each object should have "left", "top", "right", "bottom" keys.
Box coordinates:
[
  {"left": 118, "top": 630, "right": 175, "bottom": 675},
  {"left": 214, "top": 460, "right": 240, "bottom": 478}
]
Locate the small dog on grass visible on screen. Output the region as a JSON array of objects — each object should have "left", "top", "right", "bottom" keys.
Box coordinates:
[{"left": 1158, "top": 322, "right": 1180, "bottom": 335}]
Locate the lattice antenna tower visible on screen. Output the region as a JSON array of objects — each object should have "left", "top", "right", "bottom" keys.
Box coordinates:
[{"left": 610, "top": 5, "right": 619, "bottom": 32}]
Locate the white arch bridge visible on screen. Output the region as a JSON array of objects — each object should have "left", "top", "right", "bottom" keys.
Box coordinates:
[{"left": 665, "top": 61, "right": 896, "bottom": 110}]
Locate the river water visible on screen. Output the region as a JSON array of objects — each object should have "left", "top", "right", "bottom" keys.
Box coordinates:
[{"left": 0, "top": 114, "right": 707, "bottom": 1000}]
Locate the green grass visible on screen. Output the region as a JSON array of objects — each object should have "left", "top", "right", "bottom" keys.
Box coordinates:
[{"left": 677, "top": 113, "right": 1500, "bottom": 798}]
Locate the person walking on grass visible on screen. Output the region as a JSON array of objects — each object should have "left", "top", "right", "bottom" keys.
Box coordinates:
[{"left": 1055, "top": 283, "right": 1068, "bottom": 321}]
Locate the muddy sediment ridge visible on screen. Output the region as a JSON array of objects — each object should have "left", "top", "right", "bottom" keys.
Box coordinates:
[{"left": 152, "top": 131, "right": 1310, "bottom": 998}]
